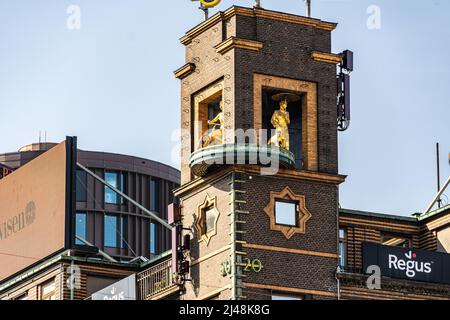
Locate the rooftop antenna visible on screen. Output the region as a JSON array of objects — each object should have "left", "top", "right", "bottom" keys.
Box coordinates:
[
  {"left": 424, "top": 149, "right": 450, "bottom": 214},
  {"left": 39, "top": 131, "right": 41, "bottom": 144},
  {"left": 436, "top": 142, "right": 442, "bottom": 208},
  {"left": 200, "top": 3, "right": 209, "bottom": 20},
  {"left": 305, "top": 0, "right": 312, "bottom": 17}
]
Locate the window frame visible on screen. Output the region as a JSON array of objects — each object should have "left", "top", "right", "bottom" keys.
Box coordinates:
[
  {"left": 40, "top": 280, "right": 56, "bottom": 300},
  {"left": 104, "top": 214, "right": 118, "bottom": 248},
  {"left": 75, "top": 169, "right": 87, "bottom": 202},
  {"left": 150, "top": 222, "right": 156, "bottom": 256},
  {"left": 339, "top": 228, "right": 346, "bottom": 270},
  {"left": 104, "top": 171, "right": 119, "bottom": 204},
  {"left": 104, "top": 171, "right": 125, "bottom": 205},
  {"left": 120, "top": 215, "right": 127, "bottom": 249},
  {"left": 274, "top": 199, "right": 298, "bottom": 227},
  {"left": 149, "top": 178, "right": 160, "bottom": 212},
  {"left": 75, "top": 212, "right": 87, "bottom": 245}
]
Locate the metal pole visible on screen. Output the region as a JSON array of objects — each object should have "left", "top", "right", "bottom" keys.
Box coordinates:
[
  {"left": 306, "top": 0, "right": 311, "bottom": 17},
  {"left": 424, "top": 176, "right": 450, "bottom": 214},
  {"left": 254, "top": 0, "right": 261, "bottom": 8},
  {"left": 437, "top": 143, "right": 442, "bottom": 208},
  {"left": 200, "top": 4, "right": 209, "bottom": 20},
  {"left": 76, "top": 162, "right": 173, "bottom": 230}
]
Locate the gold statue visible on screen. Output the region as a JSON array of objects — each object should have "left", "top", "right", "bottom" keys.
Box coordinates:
[
  {"left": 203, "top": 100, "right": 224, "bottom": 147},
  {"left": 268, "top": 93, "right": 300, "bottom": 150}
]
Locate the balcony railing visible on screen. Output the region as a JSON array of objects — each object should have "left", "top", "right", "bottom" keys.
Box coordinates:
[{"left": 137, "top": 258, "right": 176, "bottom": 300}]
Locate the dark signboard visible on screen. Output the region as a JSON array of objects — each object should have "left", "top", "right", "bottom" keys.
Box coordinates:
[
  {"left": 91, "top": 274, "right": 136, "bottom": 300},
  {"left": 363, "top": 242, "right": 450, "bottom": 284}
]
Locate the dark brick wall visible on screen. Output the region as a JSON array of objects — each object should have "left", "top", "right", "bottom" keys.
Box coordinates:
[
  {"left": 243, "top": 248, "right": 338, "bottom": 298},
  {"left": 180, "top": 9, "right": 339, "bottom": 182},
  {"left": 233, "top": 15, "right": 338, "bottom": 174},
  {"left": 240, "top": 172, "right": 339, "bottom": 298},
  {"left": 242, "top": 174, "right": 338, "bottom": 253},
  {"left": 178, "top": 7, "right": 341, "bottom": 300}
]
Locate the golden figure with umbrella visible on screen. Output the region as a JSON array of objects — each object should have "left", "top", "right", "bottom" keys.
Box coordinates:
[{"left": 268, "top": 93, "right": 300, "bottom": 150}]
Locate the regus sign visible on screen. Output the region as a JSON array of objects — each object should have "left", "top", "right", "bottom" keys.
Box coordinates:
[
  {"left": 388, "top": 250, "right": 433, "bottom": 278},
  {"left": 363, "top": 243, "right": 450, "bottom": 284}
]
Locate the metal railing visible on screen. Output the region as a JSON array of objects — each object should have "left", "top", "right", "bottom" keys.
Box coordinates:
[{"left": 137, "top": 258, "right": 175, "bottom": 300}]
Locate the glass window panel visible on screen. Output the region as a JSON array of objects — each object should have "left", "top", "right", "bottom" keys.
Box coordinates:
[
  {"left": 339, "top": 229, "right": 346, "bottom": 269},
  {"left": 275, "top": 201, "right": 297, "bottom": 226},
  {"left": 272, "top": 294, "right": 303, "bottom": 300},
  {"left": 76, "top": 170, "right": 87, "bottom": 202},
  {"left": 120, "top": 216, "right": 127, "bottom": 249},
  {"left": 205, "top": 208, "right": 216, "bottom": 233},
  {"left": 75, "top": 212, "right": 87, "bottom": 245},
  {"left": 120, "top": 173, "right": 125, "bottom": 204},
  {"left": 150, "top": 222, "right": 156, "bottom": 256},
  {"left": 104, "top": 214, "right": 117, "bottom": 247},
  {"left": 339, "top": 242, "right": 345, "bottom": 269},
  {"left": 105, "top": 172, "right": 118, "bottom": 204},
  {"left": 150, "top": 179, "right": 160, "bottom": 211}
]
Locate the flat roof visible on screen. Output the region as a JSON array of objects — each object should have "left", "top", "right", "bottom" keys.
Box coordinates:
[
  {"left": 339, "top": 208, "right": 418, "bottom": 223},
  {"left": 417, "top": 204, "right": 450, "bottom": 221}
]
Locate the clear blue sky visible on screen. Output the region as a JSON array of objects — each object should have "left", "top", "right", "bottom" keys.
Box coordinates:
[{"left": 0, "top": 0, "right": 449, "bottom": 216}]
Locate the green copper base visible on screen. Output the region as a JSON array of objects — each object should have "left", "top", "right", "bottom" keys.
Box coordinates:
[{"left": 189, "top": 144, "right": 296, "bottom": 177}]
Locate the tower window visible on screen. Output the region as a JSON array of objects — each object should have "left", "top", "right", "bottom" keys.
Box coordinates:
[
  {"left": 204, "top": 206, "right": 216, "bottom": 233},
  {"left": 195, "top": 194, "right": 220, "bottom": 246},
  {"left": 262, "top": 89, "right": 303, "bottom": 169},
  {"left": 275, "top": 200, "right": 298, "bottom": 226}
]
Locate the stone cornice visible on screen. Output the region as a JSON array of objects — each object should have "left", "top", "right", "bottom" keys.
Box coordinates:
[
  {"left": 311, "top": 51, "right": 343, "bottom": 64},
  {"left": 180, "top": 6, "right": 337, "bottom": 46},
  {"left": 215, "top": 37, "right": 263, "bottom": 55},
  {"left": 174, "top": 165, "right": 346, "bottom": 199},
  {"left": 174, "top": 63, "right": 196, "bottom": 79}
]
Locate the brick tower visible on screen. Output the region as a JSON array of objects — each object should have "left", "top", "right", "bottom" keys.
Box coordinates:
[{"left": 174, "top": 5, "right": 346, "bottom": 300}]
